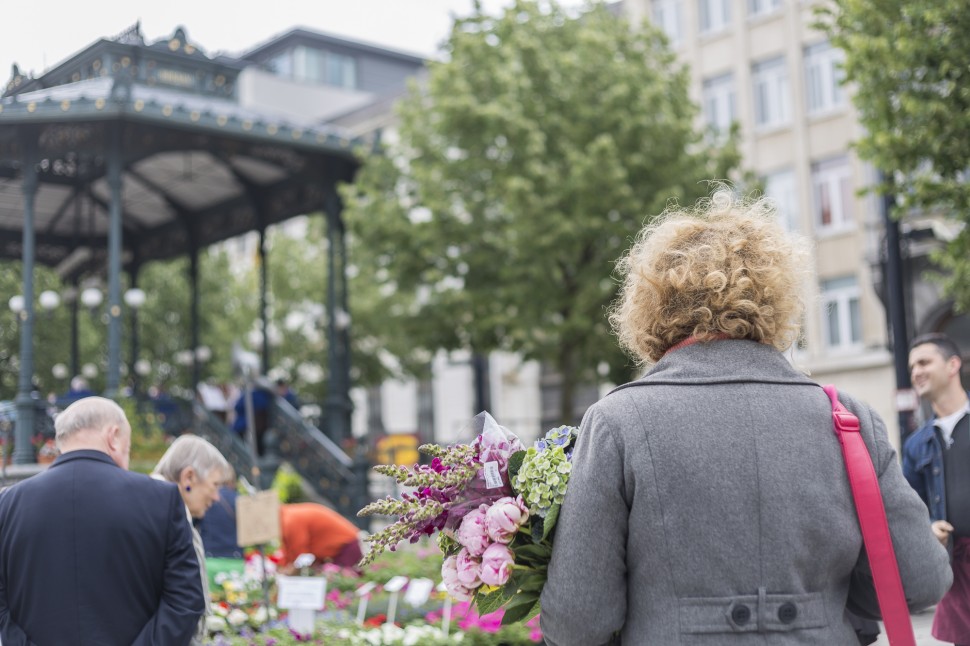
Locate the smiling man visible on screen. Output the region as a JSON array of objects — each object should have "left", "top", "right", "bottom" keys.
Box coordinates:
[{"left": 903, "top": 333, "right": 970, "bottom": 645}]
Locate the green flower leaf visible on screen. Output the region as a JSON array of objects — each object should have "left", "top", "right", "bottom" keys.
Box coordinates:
[
  {"left": 507, "top": 450, "right": 526, "bottom": 492},
  {"left": 475, "top": 584, "right": 514, "bottom": 616},
  {"left": 501, "top": 595, "right": 541, "bottom": 625},
  {"left": 542, "top": 502, "right": 560, "bottom": 541}
]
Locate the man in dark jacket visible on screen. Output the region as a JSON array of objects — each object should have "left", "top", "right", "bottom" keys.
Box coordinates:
[
  {"left": 903, "top": 332, "right": 970, "bottom": 645},
  {"left": 0, "top": 396, "right": 204, "bottom": 645}
]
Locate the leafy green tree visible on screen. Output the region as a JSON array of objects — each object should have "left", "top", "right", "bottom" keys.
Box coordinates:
[
  {"left": 134, "top": 248, "right": 255, "bottom": 394},
  {"left": 341, "top": 0, "right": 741, "bottom": 423},
  {"left": 824, "top": 0, "right": 970, "bottom": 307}
]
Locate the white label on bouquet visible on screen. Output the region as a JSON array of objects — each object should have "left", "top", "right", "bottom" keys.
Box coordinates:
[{"left": 483, "top": 461, "right": 503, "bottom": 489}]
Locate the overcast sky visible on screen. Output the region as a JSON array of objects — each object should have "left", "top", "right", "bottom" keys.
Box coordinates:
[{"left": 1, "top": 0, "right": 589, "bottom": 79}]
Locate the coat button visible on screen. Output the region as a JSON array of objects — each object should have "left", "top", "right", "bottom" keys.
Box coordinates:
[
  {"left": 731, "top": 604, "right": 751, "bottom": 626},
  {"left": 934, "top": 467, "right": 941, "bottom": 475},
  {"left": 778, "top": 602, "right": 797, "bottom": 624}
]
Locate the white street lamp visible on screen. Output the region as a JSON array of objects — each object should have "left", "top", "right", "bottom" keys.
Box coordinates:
[
  {"left": 81, "top": 363, "right": 98, "bottom": 379},
  {"left": 7, "top": 295, "right": 24, "bottom": 314},
  {"left": 195, "top": 346, "right": 212, "bottom": 363},
  {"left": 174, "top": 350, "right": 194, "bottom": 366},
  {"left": 123, "top": 288, "right": 146, "bottom": 309},
  {"left": 38, "top": 290, "right": 60, "bottom": 312},
  {"left": 134, "top": 359, "right": 152, "bottom": 376},
  {"left": 52, "top": 363, "right": 69, "bottom": 380},
  {"left": 80, "top": 287, "right": 103, "bottom": 309}
]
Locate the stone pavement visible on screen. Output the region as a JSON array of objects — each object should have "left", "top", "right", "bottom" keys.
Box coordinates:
[{"left": 873, "top": 607, "right": 948, "bottom": 645}]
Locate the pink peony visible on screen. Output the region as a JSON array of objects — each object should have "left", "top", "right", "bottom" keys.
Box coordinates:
[
  {"left": 485, "top": 496, "right": 530, "bottom": 543},
  {"left": 456, "top": 503, "right": 491, "bottom": 556},
  {"left": 455, "top": 547, "right": 483, "bottom": 589},
  {"left": 441, "top": 555, "right": 476, "bottom": 601},
  {"left": 479, "top": 542, "right": 515, "bottom": 587}
]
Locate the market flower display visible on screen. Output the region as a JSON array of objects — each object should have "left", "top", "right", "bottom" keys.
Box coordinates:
[{"left": 358, "top": 412, "right": 579, "bottom": 625}]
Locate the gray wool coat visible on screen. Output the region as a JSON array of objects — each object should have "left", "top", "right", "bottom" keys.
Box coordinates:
[{"left": 540, "top": 339, "right": 951, "bottom": 646}]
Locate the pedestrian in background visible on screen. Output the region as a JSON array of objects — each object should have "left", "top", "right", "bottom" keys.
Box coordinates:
[
  {"left": 0, "top": 396, "right": 204, "bottom": 645},
  {"left": 540, "top": 191, "right": 951, "bottom": 645},
  {"left": 152, "top": 434, "right": 232, "bottom": 646},
  {"left": 278, "top": 502, "right": 364, "bottom": 574},
  {"left": 904, "top": 332, "right": 970, "bottom": 645}
]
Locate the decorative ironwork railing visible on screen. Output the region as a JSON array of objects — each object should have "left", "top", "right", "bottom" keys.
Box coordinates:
[
  {"left": 269, "top": 397, "right": 366, "bottom": 522},
  {"left": 191, "top": 401, "right": 257, "bottom": 486},
  {"left": 147, "top": 395, "right": 369, "bottom": 527}
]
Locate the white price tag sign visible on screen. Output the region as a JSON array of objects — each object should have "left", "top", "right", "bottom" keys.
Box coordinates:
[
  {"left": 404, "top": 578, "right": 435, "bottom": 607},
  {"left": 355, "top": 581, "right": 377, "bottom": 597},
  {"left": 277, "top": 576, "right": 326, "bottom": 610},
  {"left": 483, "top": 461, "right": 503, "bottom": 489},
  {"left": 384, "top": 575, "right": 409, "bottom": 592}
]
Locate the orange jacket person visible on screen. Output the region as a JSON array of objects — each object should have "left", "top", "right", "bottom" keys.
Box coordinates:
[{"left": 279, "top": 503, "right": 363, "bottom": 572}]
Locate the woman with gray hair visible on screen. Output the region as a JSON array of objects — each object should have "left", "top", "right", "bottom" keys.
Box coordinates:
[{"left": 153, "top": 434, "right": 231, "bottom": 645}]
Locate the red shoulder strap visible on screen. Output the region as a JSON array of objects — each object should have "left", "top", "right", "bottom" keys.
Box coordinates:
[{"left": 822, "top": 385, "right": 915, "bottom": 646}]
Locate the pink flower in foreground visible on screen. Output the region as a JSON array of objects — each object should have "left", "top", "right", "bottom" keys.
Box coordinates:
[
  {"left": 479, "top": 542, "right": 514, "bottom": 586},
  {"left": 455, "top": 547, "right": 483, "bottom": 589},
  {"left": 456, "top": 503, "right": 491, "bottom": 556},
  {"left": 485, "top": 496, "right": 530, "bottom": 543},
  {"left": 441, "top": 555, "right": 476, "bottom": 601}
]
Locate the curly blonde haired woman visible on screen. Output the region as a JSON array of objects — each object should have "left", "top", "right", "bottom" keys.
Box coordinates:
[{"left": 539, "top": 191, "right": 951, "bottom": 645}]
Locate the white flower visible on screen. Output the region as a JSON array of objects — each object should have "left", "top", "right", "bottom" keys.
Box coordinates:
[
  {"left": 205, "top": 615, "right": 228, "bottom": 632},
  {"left": 226, "top": 608, "right": 249, "bottom": 627}
]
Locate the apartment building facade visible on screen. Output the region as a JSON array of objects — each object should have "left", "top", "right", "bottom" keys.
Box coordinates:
[{"left": 624, "top": 0, "right": 908, "bottom": 442}]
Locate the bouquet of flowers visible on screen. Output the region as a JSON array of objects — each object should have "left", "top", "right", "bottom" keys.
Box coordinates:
[{"left": 358, "top": 412, "right": 578, "bottom": 625}]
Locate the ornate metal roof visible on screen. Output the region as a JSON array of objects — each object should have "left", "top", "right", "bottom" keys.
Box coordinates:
[{"left": 0, "top": 26, "right": 362, "bottom": 278}]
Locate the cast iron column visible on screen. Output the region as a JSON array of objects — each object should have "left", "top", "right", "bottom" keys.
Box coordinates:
[
  {"left": 189, "top": 245, "right": 200, "bottom": 389},
  {"left": 105, "top": 125, "right": 123, "bottom": 398},
  {"left": 258, "top": 227, "right": 269, "bottom": 374},
  {"left": 325, "top": 192, "right": 351, "bottom": 446},
  {"left": 70, "top": 276, "right": 80, "bottom": 380},
  {"left": 13, "top": 138, "right": 38, "bottom": 464},
  {"left": 128, "top": 266, "right": 140, "bottom": 396}
]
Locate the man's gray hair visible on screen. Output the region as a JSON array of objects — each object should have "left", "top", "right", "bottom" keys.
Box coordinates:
[
  {"left": 54, "top": 397, "right": 128, "bottom": 448},
  {"left": 152, "top": 434, "right": 230, "bottom": 483}
]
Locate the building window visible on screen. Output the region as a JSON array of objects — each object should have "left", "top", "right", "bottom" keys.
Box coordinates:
[
  {"left": 652, "top": 0, "right": 683, "bottom": 45},
  {"left": 752, "top": 56, "right": 790, "bottom": 128},
  {"left": 812, "top": 155, "right": 853, "bottom": 232},
  {"left": 821, "top": 276, "right": 862, "bottom": 350},
  {"left": 699, "top": 0, "right": 731, "bottom": 34},
  {"left": 804, "top": 41, "right": 845, "bottom": 115},
  {"left": 267, "top": 45, "right": 357, "bottom": 89},
  {"left": 748, "top": 0, "right": 782, "bottom": 18},
  {"left": 702, "top": 73, "right": 735, "bottom": 138},
  {"left": 763, "top": 168, "right": 798, "bottom": 231}
]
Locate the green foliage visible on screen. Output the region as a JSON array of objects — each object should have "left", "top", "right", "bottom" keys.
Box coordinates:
[
  {"left": 342, "top": 0, "right": 742, "bottom": 422},
  {"left": 822, "top": 0, "right": 970, "bottom": 307},
  {"left": 115, "top": 396, "right": 171, "bottom": 474},
  {"left": 271, "top": 464, "right": 306, "bottom": 503},
  {"left": 360, "top": 539, "right": 444, "bottom": 584}
]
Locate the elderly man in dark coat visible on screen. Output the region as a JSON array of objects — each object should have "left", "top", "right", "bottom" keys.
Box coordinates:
[{"left": 0, "top": 396, "right": 204, "bottom": 645}]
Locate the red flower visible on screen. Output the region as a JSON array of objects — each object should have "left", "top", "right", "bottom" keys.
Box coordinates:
[{"left": 363, "top": 613, "right": 387, "bottom": 627}]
